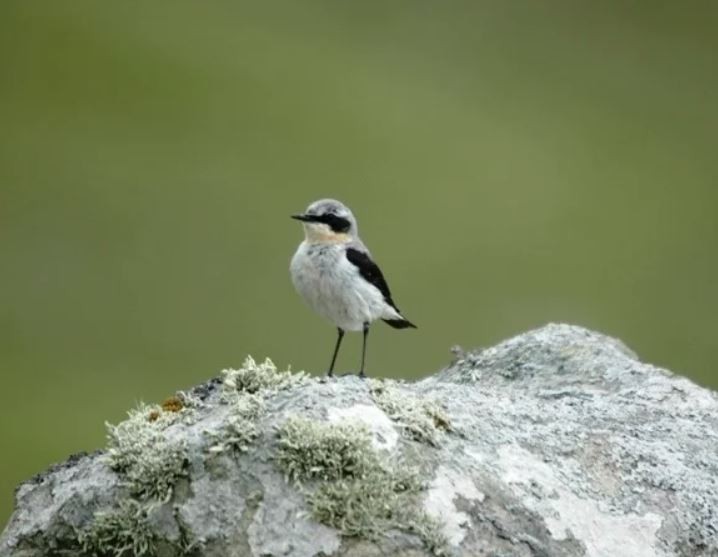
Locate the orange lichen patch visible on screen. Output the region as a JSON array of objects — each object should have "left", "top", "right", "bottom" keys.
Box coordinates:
[
  {"left": 146, "top": 396, "right": 184, "bottom": 422},
  {"left": 161, "top": 395, "right": 184, "bottom": 413}
]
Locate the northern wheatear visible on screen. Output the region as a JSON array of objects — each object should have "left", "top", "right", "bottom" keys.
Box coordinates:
[{"left": 290, "top": 199, "right": 416, "bottom": 378}]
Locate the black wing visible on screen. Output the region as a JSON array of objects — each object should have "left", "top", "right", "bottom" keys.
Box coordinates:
[{"left": 345, "top": 248, "right": 397, "bottom": 310}]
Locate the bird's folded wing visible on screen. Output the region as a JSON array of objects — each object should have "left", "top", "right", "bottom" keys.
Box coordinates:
[{"left": 345, "top": 247, "right": 398, "bottom": 310}]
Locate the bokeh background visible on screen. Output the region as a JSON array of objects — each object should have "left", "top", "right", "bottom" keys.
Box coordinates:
[{"left": 1, "top": 0, "right": 716, "bottom": 526}]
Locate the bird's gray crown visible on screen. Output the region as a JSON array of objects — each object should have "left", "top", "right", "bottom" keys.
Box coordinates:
[{"left": 301, "top": 199, "right": 358, "bottom": 235}]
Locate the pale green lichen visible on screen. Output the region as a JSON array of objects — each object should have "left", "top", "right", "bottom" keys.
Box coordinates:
[
  {"left": 275, "top": 416, "right": 448, "bottom": 554},
  {"left": 80, "top": 390, "right": 206, "bottom": 556},
  {"left": 207, "top": 356, "right": 308, "bottom": 455},
  {"left": 83, "top": 359, "right": 310, "bottom": 556},
  {"left": 78, "top": 500, "right": 157, "bottom": 557},
  {"left": 308, "top": 464, "right": 419, "bottom": 536},
  {"left": 78, "top": 500, "right": 198, "bottom": 557},
  {"left": 407, "top": 511, "right": 449, "bottom": 556},
  {"left": 106, "top": 403, "right": 188, "bottom": 501},
  {"left": 208, "top": 392, "right": 264, "bottom": 454},
  {"left": 221, "top": 356, "right": 308, "bottom": 396},
  {"left": 277, "top": 416, "right": 376, "bottom": 482},
  {"left": 369, "top": 380, "right": 451, "bottom": 446},
  {"left": 198, "top": 359, "right": 317, "bottom": 544}
]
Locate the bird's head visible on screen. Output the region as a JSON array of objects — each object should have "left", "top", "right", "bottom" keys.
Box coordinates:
[{"left": 291, "top": 199, "right": 358, "bottom": 244}]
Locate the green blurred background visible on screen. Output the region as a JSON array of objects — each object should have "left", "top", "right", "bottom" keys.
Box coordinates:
[{"left": 1, "top": 0, "right": 716, "bottom": 526}]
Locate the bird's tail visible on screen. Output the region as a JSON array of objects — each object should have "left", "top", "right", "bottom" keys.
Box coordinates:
[{"left": 383, "top": 317, "right": 417, "bottom": 329}]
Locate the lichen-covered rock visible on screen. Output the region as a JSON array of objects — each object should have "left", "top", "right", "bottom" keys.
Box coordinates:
[{"left": 2, "top": 325, "right": 717, "bottom": 557}]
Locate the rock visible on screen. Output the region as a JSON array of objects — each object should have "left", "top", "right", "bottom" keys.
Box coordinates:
[{"left": 1, "top": 324, "right": 717, "bottom": 557}]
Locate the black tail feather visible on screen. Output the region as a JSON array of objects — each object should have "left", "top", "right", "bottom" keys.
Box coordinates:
[{"left": 383, "top": 318, "right": 417, "bottom": 329}]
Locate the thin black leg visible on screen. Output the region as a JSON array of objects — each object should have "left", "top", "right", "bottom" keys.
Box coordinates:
[
  {"left": 327, "top": 328, "right": 344, "bottom": 377},
  {"left": 359, "top": 322, "right": 369, "bottom": 378}
]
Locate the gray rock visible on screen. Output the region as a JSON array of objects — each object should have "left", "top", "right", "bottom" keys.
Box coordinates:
[{"left": 2, "top": 324, "right": 717, "bottom": 557}]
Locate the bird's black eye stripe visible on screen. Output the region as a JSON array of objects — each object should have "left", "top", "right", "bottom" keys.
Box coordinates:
[{"left": 315, "top": 214, "right": 351, "bottom": 233}]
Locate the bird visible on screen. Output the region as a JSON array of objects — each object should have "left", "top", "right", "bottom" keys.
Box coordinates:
[{"left": 290, "top": 199, "right": 416, "bottom": 378}]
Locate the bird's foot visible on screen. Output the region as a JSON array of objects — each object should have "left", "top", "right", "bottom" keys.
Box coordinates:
[{"left": 337, "top": 371, "right": 367, "bottom": 379}]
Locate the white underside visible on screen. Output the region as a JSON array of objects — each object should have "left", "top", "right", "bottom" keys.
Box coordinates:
[{"left": 290, "top": 242, "right": 402, "bottom": 331}]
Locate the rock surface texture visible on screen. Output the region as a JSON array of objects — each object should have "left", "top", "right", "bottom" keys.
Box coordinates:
[{"left": 2, "top": 324, "right": 717, "bottom": 557}]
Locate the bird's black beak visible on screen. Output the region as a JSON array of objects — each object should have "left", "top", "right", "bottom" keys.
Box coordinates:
[{"left": 291, "top": 214, "right": 316, "bottom": 222}]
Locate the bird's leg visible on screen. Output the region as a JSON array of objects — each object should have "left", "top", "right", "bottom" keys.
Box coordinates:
[
  {"left": 327, "top": 328, "right": 344, "bottom": 377},
  {"left": 359, "top": 322, "right": 369, "bottom": 378}
]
